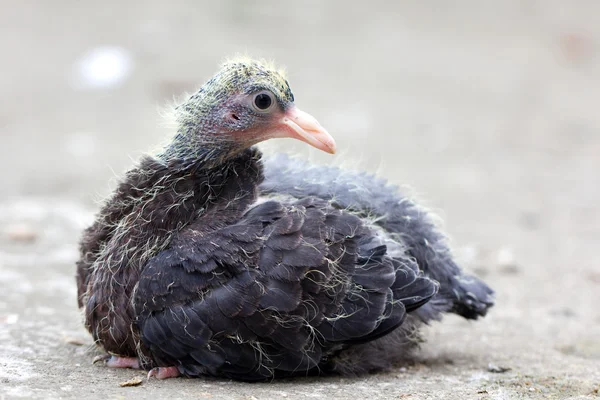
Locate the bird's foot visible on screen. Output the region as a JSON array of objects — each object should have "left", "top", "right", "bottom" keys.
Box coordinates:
[
  {"left": 147, "top": 366, "right": 180, "bottom": 380},
  {"left": 93, "top": 355, "right": 140, "bottom": 369}
]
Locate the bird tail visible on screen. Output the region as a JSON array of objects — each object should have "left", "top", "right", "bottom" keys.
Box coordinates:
[
  {"left": 446, "top": 272, "right": 494, "bottom": 319},
  {"left": 412, "top": 268, "right": 494, "bottom": 322}
]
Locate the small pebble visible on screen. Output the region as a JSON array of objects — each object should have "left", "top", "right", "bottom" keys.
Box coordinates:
[
  {"left": 551, "top": 308, "right": 576, "bottom": 318},
  {"left": 487, "top": 363, "right": 511, "bottom": 373},
  {"left": 119, "top": 376, "right": 143, "bottom": 387},
  {"left": 64, "top": 337, "right": 85, "bottom": 346},
  {"left": 5, "top": 224, "right": 38, "bottom": 242}
]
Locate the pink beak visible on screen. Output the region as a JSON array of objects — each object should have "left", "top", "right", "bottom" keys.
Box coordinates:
[{"left": 270, "top": 106, "right": 336, "bottom": 154}]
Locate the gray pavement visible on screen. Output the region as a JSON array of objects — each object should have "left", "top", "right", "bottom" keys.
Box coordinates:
[{"left": 1, "top": 2, "right": 599, "bottom": 399}]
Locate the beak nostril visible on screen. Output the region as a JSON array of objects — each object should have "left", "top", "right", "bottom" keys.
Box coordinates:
[{"left": 231, "top": 113, "right": 240, "bottom": 121}]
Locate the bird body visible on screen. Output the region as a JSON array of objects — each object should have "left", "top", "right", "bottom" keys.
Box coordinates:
[{"left": 76, "top": 59, "right": 493, "bottom": 380}]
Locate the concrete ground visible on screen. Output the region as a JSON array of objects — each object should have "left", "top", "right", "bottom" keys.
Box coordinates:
[{"left": 1, "top": 1, "right": 599, "bottom": 399}]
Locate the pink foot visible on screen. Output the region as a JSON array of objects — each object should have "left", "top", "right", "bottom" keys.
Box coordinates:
[
  {"left": 100, "top": 355, "right": 140, "bottom": 369},
  {"left": 147, "top": 366, "right": 180, "bottom": 380}
]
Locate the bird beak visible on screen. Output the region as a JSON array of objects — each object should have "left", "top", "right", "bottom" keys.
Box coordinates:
[{"left": 275, "top": 106, "right": 336, "bottom": 154}]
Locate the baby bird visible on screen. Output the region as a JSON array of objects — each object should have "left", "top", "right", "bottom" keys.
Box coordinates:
[{"left": 76, "top": 58, "right": 494, "bottom": 381}]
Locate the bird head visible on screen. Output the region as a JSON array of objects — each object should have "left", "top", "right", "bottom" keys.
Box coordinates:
[{"left": 166, "top": 58, "right": 336, "bottom": 164}]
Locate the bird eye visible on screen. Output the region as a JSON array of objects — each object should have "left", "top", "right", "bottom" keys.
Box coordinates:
[{"left": 252, "top": 91, "right": 274, "bottom": 112}]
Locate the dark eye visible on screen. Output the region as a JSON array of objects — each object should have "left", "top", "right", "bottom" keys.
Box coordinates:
[{"left": 253, "top": 92, "right": 273, "bottom": 111}]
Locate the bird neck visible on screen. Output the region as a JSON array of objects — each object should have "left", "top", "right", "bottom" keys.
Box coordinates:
[
  {"left": 155, "top": 145, "right": 265, "bottom": 217},
  {"left": 157, "top": 131, "right": 240, "bottom": 171},
  {"left": 157, "top": 89, "right": 243, "bottom": 169}
]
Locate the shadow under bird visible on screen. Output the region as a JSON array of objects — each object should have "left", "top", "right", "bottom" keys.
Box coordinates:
[{"left": 76, "top": 58, "right": 494, "bottom": 380}]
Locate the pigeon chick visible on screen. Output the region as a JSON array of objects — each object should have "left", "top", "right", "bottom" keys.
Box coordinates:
[{"left": 76, "top": 58, "right": 494, "bottom": 381}]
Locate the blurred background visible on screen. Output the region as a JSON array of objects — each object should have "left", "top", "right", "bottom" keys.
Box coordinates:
[{"left": 1, "top": 1, "right": 599, "bottom": 399}]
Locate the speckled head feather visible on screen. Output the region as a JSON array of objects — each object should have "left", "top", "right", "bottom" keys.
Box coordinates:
[
  {"left": 182, "top": 59, "right": 295, "bottom": 115},
  {"left": 160, "top": 58, "right": 297, "bottom": 167},
  {"left": 216, "top": 58, "right": 294, "bottom": 102}
]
